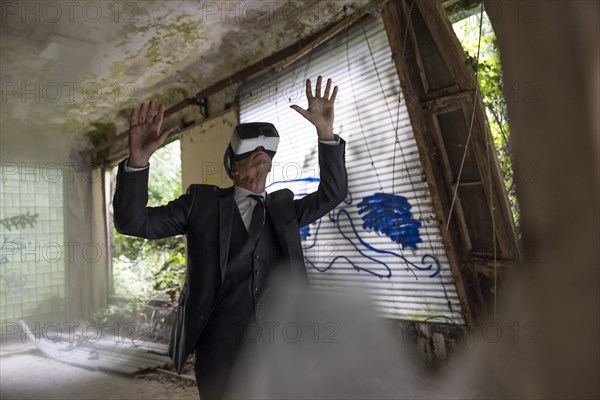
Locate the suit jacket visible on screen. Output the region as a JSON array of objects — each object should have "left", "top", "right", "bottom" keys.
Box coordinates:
[{"left": 113, "top": 137, "right": 348, "bottom": 373}]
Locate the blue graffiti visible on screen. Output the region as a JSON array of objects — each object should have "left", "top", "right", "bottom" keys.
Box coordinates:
[
  {"left": 266, "top": 177, "right": 320, "bottom": 188},
  {"left": 301, "top": 219, "right": 321, "bottom": 250},
  {"left": 299, "top": 225, "right": 311, "bottom": 240},
  {"left": 310, "top": 208, "right": 440, "bottom": 278},
  {"left": 0, "top": 236, "right": 27, "bottom": 264},
  {"left": 357, "top": 193, "right": 422, "bottom": 250},
  {"left": 268, "top": 177, "right": 440, "bottom": 278},
  {"left": 267, "top": 177, "right": 321, "bottom": 240}
]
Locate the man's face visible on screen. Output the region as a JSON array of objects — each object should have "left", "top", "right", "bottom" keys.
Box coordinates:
[{"left": 232, "top": 146, "right": 273, "bottom": 187}]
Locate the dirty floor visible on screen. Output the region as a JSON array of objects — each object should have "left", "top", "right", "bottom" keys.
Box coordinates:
[{"left": 0, "top": 340, "right": 199, "bottom": 400}]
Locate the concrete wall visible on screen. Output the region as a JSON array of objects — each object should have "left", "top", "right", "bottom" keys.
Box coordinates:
[{"left": 180, "top": 108, "right": 239, "bottom": 190}]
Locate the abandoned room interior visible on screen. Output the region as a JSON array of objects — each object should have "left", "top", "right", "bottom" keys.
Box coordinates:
[{"left": 0, "top": 0, "right": 598, "bottom": 399}]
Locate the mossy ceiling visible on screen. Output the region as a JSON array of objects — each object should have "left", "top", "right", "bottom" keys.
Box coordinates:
[{"left": 0, "top": 0, "right": 371, "bottom": 163}]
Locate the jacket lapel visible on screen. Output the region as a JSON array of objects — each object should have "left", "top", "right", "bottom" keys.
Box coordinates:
[
  {"left": 218, "top": 186, "right": 235, "bottom": 283},
  {"left": 219, "top": 189, "right": 294, "bottom": 283},
  {"left": 266, "top": 192, "right": 309, "bottom": 286},
  {"left": 265, "top": 192, "right": 292, "bottom": 262}
]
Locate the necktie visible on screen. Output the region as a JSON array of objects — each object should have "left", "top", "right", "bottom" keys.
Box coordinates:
[{"left": 247, "top": 194, "right": 265, "bottom": 245}]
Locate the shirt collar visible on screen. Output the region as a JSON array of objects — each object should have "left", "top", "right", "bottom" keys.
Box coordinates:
[{"left": 234, "top": 185, "right": 266, "bottom": 202}]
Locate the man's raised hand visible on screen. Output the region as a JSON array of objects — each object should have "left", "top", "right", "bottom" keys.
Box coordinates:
[
  {"left": 128, "top": 100, "right": 174, "bottom": 168},
  {"left": 290, "top": 76, "right": 338, "bottom": 141}
]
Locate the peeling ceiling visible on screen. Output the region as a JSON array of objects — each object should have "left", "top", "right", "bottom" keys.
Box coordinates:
[{"left": 0, "top": 0, "right": 371, "bottom": 164}]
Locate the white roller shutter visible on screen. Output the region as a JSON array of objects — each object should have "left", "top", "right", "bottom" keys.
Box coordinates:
[{"left": 240, "top": 15, "right": 465, "bottom": 324}]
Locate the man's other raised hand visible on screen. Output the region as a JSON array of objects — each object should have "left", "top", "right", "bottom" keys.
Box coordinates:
[
  {"left": 128, "top": 100, "right": 174, "bottom": 168},
  {"left": 290, "top": 76, "right": 338, "bottom": 141}
]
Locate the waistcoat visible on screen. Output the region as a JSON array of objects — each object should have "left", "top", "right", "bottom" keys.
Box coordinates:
[{"left": 197, "top": 201, "right": 287, "bottom": 349}]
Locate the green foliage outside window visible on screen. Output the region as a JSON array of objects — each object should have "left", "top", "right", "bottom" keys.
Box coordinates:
[{"left": 111, "top": 140, "right": 186, "bottom": 303}]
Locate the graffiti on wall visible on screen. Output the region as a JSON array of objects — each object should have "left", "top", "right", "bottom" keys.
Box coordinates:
[
  {"left": 0, "top": 269, "right": 27, "bottom": 295},
  {"left": 0, "top": 211, "right": 38, "bottom": 231},
  {"left": 0, "top": 236, "right": 27, "bottom": 264},
  {"left": 267, "top": 179, "right": 441, "bottom": 279}
]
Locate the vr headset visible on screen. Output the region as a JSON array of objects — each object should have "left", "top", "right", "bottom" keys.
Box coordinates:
[{"left": 224, "top": 122, "right": 280, "bottom": 178}]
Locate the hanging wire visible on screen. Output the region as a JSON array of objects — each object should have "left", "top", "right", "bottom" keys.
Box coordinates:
[
  {"left": 302, "top": 38, "right": 314, "bottom": 82},
  {"left": 474, "top": 5, "right": 500, "bottom": 394},
  {"left": 344, "top": 7, "right": 385, "bottom": 193},
  {"left": 392, "top": 0, "right": 417, "bottom": 207},
  {"left": 442, "top": 3, "right": 500, "bottom": 393},
  {"left": 389, "top": 0, "right": 454, "bottom": 308},
  {"left": 445, "top": 5, "right": 485, "bottom": 232},
  {"left": 358, "top": 17, "right": 420, "bottom": 280},
  {"left": 262, "top": 4, "right": 346, "bottom": 157},
  {"left": 359, "top": 2, "right": 457, "bottom": 318}
]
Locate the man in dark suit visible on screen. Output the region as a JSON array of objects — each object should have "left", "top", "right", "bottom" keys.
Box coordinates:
[{"left": 113, "top": 76, "right": 347, "bottom": 399}]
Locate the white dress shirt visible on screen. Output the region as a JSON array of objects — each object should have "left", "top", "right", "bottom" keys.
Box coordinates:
[
  {"left": 123, "top": 135, "right": 342, "bottom": 231},
  {"left": 233, "top": 186, "right": 266, "bottom": 232}
]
